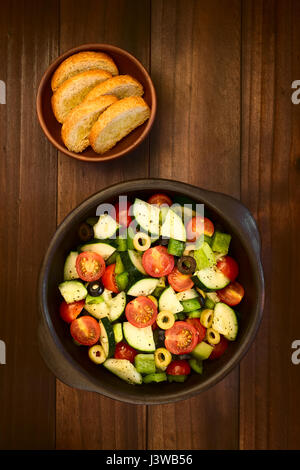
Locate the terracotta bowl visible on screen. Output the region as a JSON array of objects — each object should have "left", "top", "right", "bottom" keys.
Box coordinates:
[
  {"left": 36, "top": 44, "right": 156, "bottom": 162},
  {"left": 38, "top": 179, "right": 265, "bottom": 405}
]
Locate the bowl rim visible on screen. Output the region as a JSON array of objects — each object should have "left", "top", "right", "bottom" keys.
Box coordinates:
[
  {"left": 38, "top": 178, "right": 265, "bottom": 404},
  {"left": 36, "top": 43, "right": 157, "bottom": 162}
]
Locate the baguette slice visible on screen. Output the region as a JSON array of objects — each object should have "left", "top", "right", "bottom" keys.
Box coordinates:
[
  {"left": 61, "top": 95, "right": 118, "bottom": 152},
  {"left": 89, "top": 96, "right": 150, "bottom": 154},
  {"left": 85, "top": 75, "right": 143, "bottom": 102},
  {"left": 51, "top": 70, "right": 112, "bottom": 123},
  {"left": 51, "top": 51, "right": 118, "bottom": 91}
]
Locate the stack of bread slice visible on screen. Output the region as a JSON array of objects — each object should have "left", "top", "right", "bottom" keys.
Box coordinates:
[{"left": 50, "top": 51, "right": 150, "bottom": 154}]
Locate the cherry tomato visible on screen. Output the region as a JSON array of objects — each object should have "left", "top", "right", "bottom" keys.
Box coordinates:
[
  {"left": 114, "top": 341, "right": 137, "bottom": 363},
  {"left": 209, "top": 336, "right": 229, "bottom": 360},
  {"left": 125, "top": 296, "right": 158, "bottom": 328},
  {"left": 165, "top": 321, "right": 198, "bottom": 355},
  {"left": 59, "top": 300, "right": 84, "bottom": 323},
  {"left": 166, "top": 360, "right": 191, "bottom": 376},
  {"left": 186, "top": 216, "right": 215, "bottom": 242},
  {"left": 142, "top": 246, "right": 175, "bottom": 278},
  {"left": 76, "top": 251, "right": 105, "bottom": 282},
  {"left": 168, "top": 267, "right": 194, "bottom": 292},
  {"left": 217, "top": 256, "right": 239, "bottom": 282},
  {"left": 186, "top": 318, "right": 206, "bottom": 343},
  {"left": 115, "top": 201, "right": 132, "bottom": 227},
  {"left": 147, "top": 193, "right": 172, "bottom": 207},
  {"left": 70, "top": 315, "right": 100, "bottom": 346},
  {"left": 217, "top": 281, "right": 244, "bottom": 306},
  {"left": 102, "top": 264, "right": 119, "bottom": 293}
]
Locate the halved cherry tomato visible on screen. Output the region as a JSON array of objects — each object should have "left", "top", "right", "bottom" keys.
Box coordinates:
[
  {"left": 209, "top": 336, "right": 229, "bottom": 360},
  {"left": 186, "top": 318, "right": 206, "bottom": 343},
  {"left": 217, "top": 256, "right": 239, "bottom": 282},
  {"left": 168, "top": 267, "right": 194, "bottom": 292},
  {"left": 102, "top": 263, "right": 119, "bottom": 293},
  {"left": 186, "top": 216, "right": 215, "bottom": 242},
  {"left": 115, "top": 201, "right": 132, "bottom": 227},
  {"left": 76, "top": 251, "right": 105, "bottom": 282},
  {"left": 142, "top": 246, "right": 175, "bottom": 278},
  {"left": 147, "top": 193, "right": 172, "bottom": 207},
  {"left": 114, "top": 341, "right": 137, "bottom": 363},
  {"left": 165, "top": 321, "right": 198, "bottom": 355},
  {"left": 59, "top": 300, "right": 85, "bottom": 323},
  {"left": 125, "top": 296, "right": 158, "bottom": 328},
  {"left": 166, "top": 359, "right": 191, "bottom": 376},
  {"left": 217, "top": 281, "right": 244, "bottom": 306},
  {"left": 70, "top": 315, "right": 100, "bottom": 346}
]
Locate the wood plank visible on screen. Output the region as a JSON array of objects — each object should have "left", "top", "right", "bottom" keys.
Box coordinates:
[
  {"left": 240, "top": 0, "right": 300, "bottom": 449},
  {"left": 55, "top": 0, "right": 150, "bottom": 450},
  {"left": 0, "top": 0, "right": 58, "bottom": 449},
  {"left": 148, "top": 0, "right": 241, "bottom": 450}
]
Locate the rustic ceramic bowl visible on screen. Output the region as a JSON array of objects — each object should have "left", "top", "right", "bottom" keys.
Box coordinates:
[
  {"left": 38, "top": 179, "right": 264, "bottom": 404},
  {"left": 36, "top": 44, "right": 156, "bottom": 162}
]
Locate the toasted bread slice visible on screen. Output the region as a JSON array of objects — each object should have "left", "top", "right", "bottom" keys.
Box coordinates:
[
  {"left": 51, "top": 51, "right": 118, "bottom": 91},
  {"left": 51, "top": 70, "right": 112, "bottom": 123},
  {"left": 85, "top": 75, "right": 143, "bottom": 102},
  {"left": 61, "top": 95, "right": 118, "bottom": 153},
  {"left": 89, "top": 96, "right": 150, "bottom": 154}
]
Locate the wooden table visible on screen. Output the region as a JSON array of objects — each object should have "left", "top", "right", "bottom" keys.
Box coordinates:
[{"left": 0, "top": 0, "right": 299, "bottom": 450}]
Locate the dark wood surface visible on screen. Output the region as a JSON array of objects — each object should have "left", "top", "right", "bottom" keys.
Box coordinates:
[{"left": 0, "top": 0, "right": 299, "bottom": 450}]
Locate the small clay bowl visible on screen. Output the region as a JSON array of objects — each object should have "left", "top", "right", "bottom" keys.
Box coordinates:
[{"left": 36, "top": 44, "right": 156, "bottom": 162}]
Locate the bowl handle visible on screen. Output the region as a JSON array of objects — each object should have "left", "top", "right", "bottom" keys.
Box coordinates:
[{"left": 38, "top": 316, "right": 99, "bottom": 393}]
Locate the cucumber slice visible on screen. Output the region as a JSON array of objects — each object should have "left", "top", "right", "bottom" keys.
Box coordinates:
[
  {"left": 84, "top": 300, "right": 110, "bottom": 319},
  {"left": 212, "top": 302, "right": 238, "bottom": 341},
  {"left": 80, "top": 242, "right": 115, "bottom": 260},
  {"left": 109, "top": 291, "right": 126, "bottom": 322},
  {"left": 120, "top": 250, "right": 147, "bottom": 276},
  {"left": 104, "top": 359, "right": 142, "bottom": 385},
  {"left": 99, "top": 317, "right": 116, "bottom": 358},
  {"left": 63, "top": 251, "right": 79, "bottom": 280},
  {"left": 189, "top": 358, "right": 203, "bottom": 374},
  {"left": 59, "top": 281, "right": 87, "bottom": 304},
  {"left": 123, "top": 322, "right": 155, "bottom": 352},
  {"left": 115, "top": 253, "right": 124, "bottom": 274},
  {"left": 113, "top": 323, "right": 123, "bottom": 343},
  {"left": 93, "top": 214, "right": 119, "bottom": 239},
  {"left": 133, "top": 198, "right": 160, "bottom": 236},
  {"left": 127, "top": 278, "right": 159, "bottom": 297},
  {"left": 193, "top": 266, "right": 230, "bottom": 291},
  {"left": 176, "top": 288, "right": 198, "bottom": 301},
  {"left": 191, "top": 341, "right": 213, "bottom": 360},
  {"left": 161, "top": 208, "right": 186, "bottom": 242},
  {"left": 159, "top": 286, "right": 184, "bottom": 314},
  {"left": 128, "top": 250, "right": 147, "bottom": 275}
]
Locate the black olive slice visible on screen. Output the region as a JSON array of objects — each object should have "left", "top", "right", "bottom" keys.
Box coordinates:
[
  {"left": 78, "top": 222, "right": 94, "bottom": 242},
  {"left": 177, "top": 255, "right": 196, "bottom": 275},
  {"left": 87, "top": 280, "right": 104, "bottom": 297}
]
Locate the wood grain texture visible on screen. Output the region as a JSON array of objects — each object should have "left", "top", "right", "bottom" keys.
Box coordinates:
[
  {"left": 147, "top": 0, "right": 241, "bottom": 450},
  {"left": 239, "top": 0, "right": 300, "bottom": 449},
  {"left": 55, "top": 0, "right": 150, "bottom": 450},
  {"left": 0, "top": 0, "right": 58, "bottom": 449}
]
